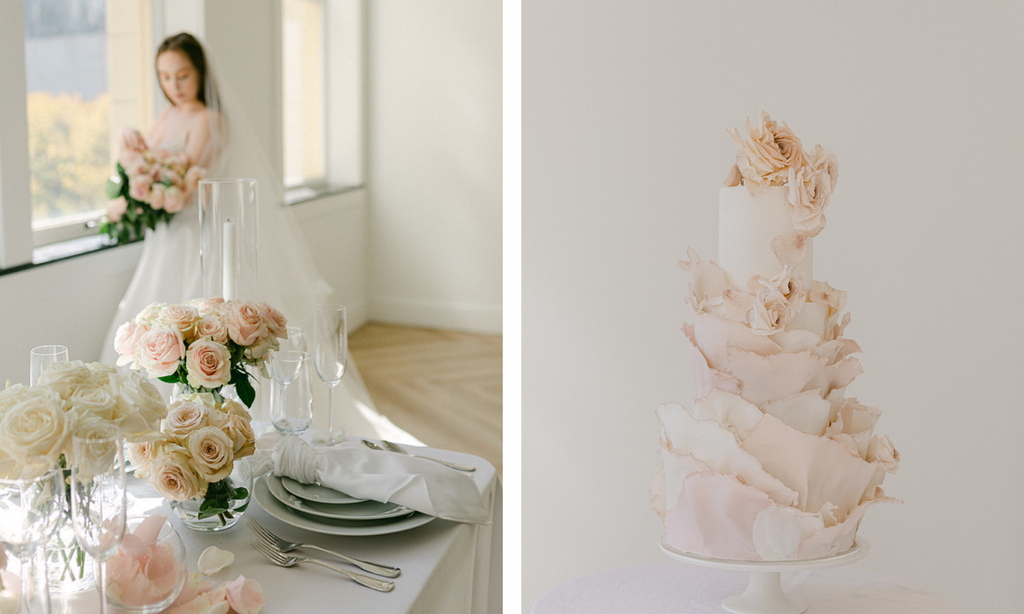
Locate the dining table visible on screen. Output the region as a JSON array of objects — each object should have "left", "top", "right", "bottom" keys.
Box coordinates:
[{"left": 57, "top": 436, "right": 502, "bottom": 614}]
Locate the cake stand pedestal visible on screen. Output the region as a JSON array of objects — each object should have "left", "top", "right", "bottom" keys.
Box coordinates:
[{"left": 660, "top": 538, "right": 869, "bottom": 614}]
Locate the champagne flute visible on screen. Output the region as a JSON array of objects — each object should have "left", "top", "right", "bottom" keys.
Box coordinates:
[
  {"left": 29, "top": 345, "right": 68, "bottom": 386},
  {"left": 313, "top": 305, "right": 348, "bottom": 442},
  {"left": 0, "top": 461, "right": 65, "bottom": 614},
  {"left": 69, "top": 427, "right": 126, "bottom": 614}
]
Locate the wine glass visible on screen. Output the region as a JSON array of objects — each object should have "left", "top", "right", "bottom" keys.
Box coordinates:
[
  {"left": 280, "top": 326, "right": 306, "bottom": 353},
  {"left": 29, "top": 345, "right": 68, "bottom": 386},
  {"left": 313, "top": 305, "right": 348, "bottom": 442},
  {"left": 69, "top": 426, "right": 126, "bottom": 614},
  {"left": 0, "top": 462, "right": 65, "bottom": 614},
  {"left": 270, "top": 350, "right": 314, "bottom": 435}
]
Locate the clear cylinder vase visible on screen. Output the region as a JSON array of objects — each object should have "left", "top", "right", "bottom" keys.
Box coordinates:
[{"left": 198, "top": 178, "right": 259, "bottom": 302}]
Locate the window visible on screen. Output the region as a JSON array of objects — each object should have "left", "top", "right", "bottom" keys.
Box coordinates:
[
  {"left": 282, "top": 0, "right": 327, "bottom": 189},
  {"left": 281, "top": 0, "right": 363, "bottom": 197},
  {"left": 24, "top": 0, "right": 110, "bottom": 244}
]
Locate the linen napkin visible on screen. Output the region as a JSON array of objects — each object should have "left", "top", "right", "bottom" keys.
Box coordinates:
[{"left": 265, "top": 436, "right": 491, "bottom": 525}]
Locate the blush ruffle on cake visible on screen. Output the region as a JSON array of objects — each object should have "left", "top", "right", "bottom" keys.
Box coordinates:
[{"left": 650, "top": 112, "right": 899, "bottom": 561}]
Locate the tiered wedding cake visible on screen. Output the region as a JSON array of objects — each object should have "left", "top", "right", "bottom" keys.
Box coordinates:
[{"left": 650, "top": 112, "right": 899, "bottom": 561}]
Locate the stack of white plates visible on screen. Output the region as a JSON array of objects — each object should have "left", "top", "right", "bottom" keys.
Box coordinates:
[{"left": 254, "top": 474, "right": 436, "bottom": 536}]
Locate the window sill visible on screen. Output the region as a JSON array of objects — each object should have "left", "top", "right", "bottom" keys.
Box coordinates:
[
  {"left": 0, "top": 234, "right": 137, "bottom": 278},
  {"left": 283, "top": 183, "right": 363, "bottom": 206}
]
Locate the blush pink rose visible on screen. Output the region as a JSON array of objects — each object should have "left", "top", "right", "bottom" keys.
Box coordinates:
[
  {"left": 149, "top": 184, "right": 166, "bottom": 210},
  {"left": 258, "top": 303, "right": 287, "bottom": 338},
  {"left": 137, "top": 327, "right": 185, "bottom": 378},
  {"left": 114, "top": 320, "right": 147, "bottom": 366},
  {"left": 107, "top": 197, "right": 128, "bottom": 223},
  {"left": 164, "top": 185, "right": 185, "bottom": 213},
  {"left": 194, "top": 315, "right": 229, "bottom": 345},
  {"left": 224, "top": 576, "right": 264, "bottom": 614},
  {"left": 129, "top": 176, "right": 152, "bottom": 201},
  {"left": 225, "top": 301, "right": 266, "bottom": 347},
  {"left": 159, "top": 304, "right": 200, "bottom": 341},
  {"left": 185, "top": 340, "right": 232, "bottom": 390}
]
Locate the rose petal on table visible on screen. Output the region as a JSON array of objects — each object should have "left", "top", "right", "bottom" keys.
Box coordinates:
[
  {"left": 224, "top": 576, "right": 265, "bottom": 614},
  {"left": 198, "top": 546, "right": 235, "bottom": 576},
  {"left": 173, "top": 572, "right": 215, "bottom": 607}
]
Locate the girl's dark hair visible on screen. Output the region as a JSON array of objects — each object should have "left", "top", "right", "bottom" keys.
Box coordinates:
[{"left": 156, "top": 32, "right": 213, "bottom": 106}]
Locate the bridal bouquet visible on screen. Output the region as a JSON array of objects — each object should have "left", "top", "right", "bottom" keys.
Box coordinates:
[
  {"left": 101, "top": 148, "right": 207, "bottom": 244},
  {"left": 115, "top": 298, "right": 289, "bottom": 408},
  {"left": 130, "top": 392, "right": 256, "bottom": 525}
]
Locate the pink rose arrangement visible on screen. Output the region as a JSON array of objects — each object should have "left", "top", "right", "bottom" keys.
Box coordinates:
[
  {"left": 116, "top": 298, "right": 289, "bottom": 408},
  {"left": 102, "top": 148, "right": 207, "bottom": 245},
  {"left": 130, "top": 392, "right": 256, "bottom": 522}
]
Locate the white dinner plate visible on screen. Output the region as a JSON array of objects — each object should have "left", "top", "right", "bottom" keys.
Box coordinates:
[
  {"left": 267, "top": 475, "right": 414, "bottom": 521},
  {"left": 280, "top": 476, "right": 366, "bottom": 505},
  {"left": 254, "top": 477, "right": 436, "bottom": 536}
]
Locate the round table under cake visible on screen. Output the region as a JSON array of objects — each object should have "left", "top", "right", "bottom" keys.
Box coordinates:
[{"left": 531, "top": 562, "right": 964, "bottom": 614}]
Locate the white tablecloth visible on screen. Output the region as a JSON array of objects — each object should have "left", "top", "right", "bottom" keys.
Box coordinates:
[
  {"left": 532, "top": 562, "right": 963, "bottom": 614},
  {"left": 60, "top": 446, "right": 501, "bottom": 614}
]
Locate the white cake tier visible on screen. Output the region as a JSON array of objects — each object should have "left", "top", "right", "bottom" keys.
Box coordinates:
[{"left": 719, "top": 186, "right": 812, "bottom": 286}]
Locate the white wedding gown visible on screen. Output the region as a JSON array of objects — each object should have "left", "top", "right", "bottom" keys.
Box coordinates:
[{"left": 100, "top": 121, "right": 416, "bottom": 443}]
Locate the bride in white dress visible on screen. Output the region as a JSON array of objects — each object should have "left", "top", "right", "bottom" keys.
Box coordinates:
[{"left": 102, "top": 33, "right": 412, "bottom": 442}]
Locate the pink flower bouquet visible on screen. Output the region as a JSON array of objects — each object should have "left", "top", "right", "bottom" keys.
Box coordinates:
[
  {"left": 116, "top": 298, "right": 288, "bottom": 408},
  {"left": 102, "top": 148, "right": 207, "bottom": 245}
]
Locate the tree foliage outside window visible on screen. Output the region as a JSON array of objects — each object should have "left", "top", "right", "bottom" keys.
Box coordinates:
[{"left": 27, "top": 91, "right": 110, "bottom": 223}]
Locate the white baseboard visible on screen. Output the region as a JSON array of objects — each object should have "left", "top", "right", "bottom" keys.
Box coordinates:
[{"left": 369, "top": 297, "right": 502, "bottom": 335}]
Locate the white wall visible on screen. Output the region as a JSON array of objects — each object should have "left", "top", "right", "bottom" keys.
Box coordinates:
[
  {"left": 366, "top": 0, "right": 503, "bottom": 334},
  {"left": 523, "top": 1, "right": 1024, "bottom": 612}
]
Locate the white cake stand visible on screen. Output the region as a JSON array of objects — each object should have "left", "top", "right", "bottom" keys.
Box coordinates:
[{"left": 660, "top": 538, "right": 869, "bottom": 614}]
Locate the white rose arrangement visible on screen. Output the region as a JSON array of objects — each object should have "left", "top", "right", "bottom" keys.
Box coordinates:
[
  {"left": 0, "top": 362, "right": 166, "bottom": 479},
  {"left": 725, "top": 111, "right": 839, "bottom": 238},
  {"left": 115, "top": 298, "right": 289, "bottom": 408},
  {"left": 130, "top": 393, "right": 256, "bottom": 523}
]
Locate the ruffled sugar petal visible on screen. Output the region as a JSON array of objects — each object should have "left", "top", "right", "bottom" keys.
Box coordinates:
[
  {"left": 664, "top": 471, "right": 771, "bottom": 561},
  {"left": 796, "top": 497, "right": 893, "bottom": 559},
  {"left": 806, "top": 356, "right": 864, "bottom": 400},
  {"left": 649, "top": 469, "right": 667, "bottom": 519},
  {"left": 658, "top": 449, "right": 712, "bottom": 518},
  {"left": 692, "top": 313, "right": 779, "bottom": 371},
  {"left": 723, "top": 347, "right": 829, "bottom": 406},
  {"left": 761, "top": 389, "right": 834, "bottom": 436},
  {"left": 740, "top": 413, "right": 878, "bottom": 521},
  {"left": 656, "top": 403, "right": 798, "bottom": 506},
  {"left": 684, "top": 325, "right": 742, "bottom": 400},
  {"left": 769, "top": 232, "right": 809, "bottom": 268},
  {"left": 723, "top": 164, "right": 742, "bottom": 187},
  {"left": 751, "top": 504, "right": 828, "bottom": 560},
  {"left": 679, "top": 249, "right": 738, "bottom": 308},
  {"left": 786, "top": 301, "right": 828, "bottom": 338},
  {"left": 823, "top": 398, "right": 881, "bottom": 459},
  {"left": 769, "top": 329, "right": 845, "bottom": 362},
  {"left": 690, "top": 388, "right": 763, "bottom": 440}
]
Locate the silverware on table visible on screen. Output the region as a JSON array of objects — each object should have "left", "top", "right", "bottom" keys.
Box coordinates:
[
  {"left": 246, "top": 518, "right": 401, "bottom": 578},
  {"left": 250, "top": 540, "right": 396, "bottom": 592},
  {"left": 362, "top": 439, "right": 476, "bottom": 472}
]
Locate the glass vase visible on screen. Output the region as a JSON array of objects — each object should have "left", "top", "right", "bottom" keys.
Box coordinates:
[
  {"left": 104, "top": 516, "right": 186, "bottom": 614},
  {"left": 198, "top": 178, "right": 259, "bottom": 301},
  {"left": 169, "top": 462, "right": 253, "bottom": 532},
  {"left": 45, "top": 519, "right": 94, "bottom": 596}
]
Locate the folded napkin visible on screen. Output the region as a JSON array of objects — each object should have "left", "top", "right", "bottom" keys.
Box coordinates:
[{"left": 267, "top": 436, "right": 491, "bottom": 525}]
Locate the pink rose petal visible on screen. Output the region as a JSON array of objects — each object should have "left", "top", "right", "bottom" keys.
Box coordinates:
[{"left": 224, "top": 576, "right": 265, "bottom": 614}]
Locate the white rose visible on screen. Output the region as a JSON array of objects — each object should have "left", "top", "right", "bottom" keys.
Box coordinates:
[
  {"left": 728, "top": 111, "right": 805, "bottom": 192},
  {"left": 37, "top": 360, "right": 93, "bottom": 399},
  {"left": 186, "top": 426, "right": 235, "bottom": 483},
  {"left": 67, "top": 419, "right": 121, "bottom": 482},
  {"left": 224, "top": 413, "right": 255, "bottom": 458},
  {"left": 867, "top": 435, "right": 900, "bottom": 474},
  {"left": 0, "top": 390, "right": 71, "bottom": 465},
  {"left": 748, "top": 285, "right": 797, "bottom": 335},
  {"left": 67, "top": 386, "right": 117, "bottom": 422},
  {"left": 786, "top": 164, "right": 832, "bottom": 237},
  {"left": 114, "top": 372, "right": 168, "bottom": 441}
]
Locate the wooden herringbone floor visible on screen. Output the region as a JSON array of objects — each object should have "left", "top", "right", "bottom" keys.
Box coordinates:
[{"left": 349, "top": 324, "right": 502, "bottom": 477}]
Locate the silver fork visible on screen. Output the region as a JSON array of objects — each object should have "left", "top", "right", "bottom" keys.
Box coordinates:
[
  {"left": 246, "top": 518, "right": 401, "bottom": 578},
  {"left": 363, "top": 439, "right": 476, "bottom": 472},
  {"left": 250, "top": 540, "right": 396, "bottom": 592}
]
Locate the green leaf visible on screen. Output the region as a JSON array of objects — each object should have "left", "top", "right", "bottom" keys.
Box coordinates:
[
  {"left": 231, "top": 487, "right": 249, "bottom": 500},
  {"left": 235, "top": 375, "right": 256, "bottom": 408},
  {"left": 158, "top": 375, "right": 181, "bottom": 384}
]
